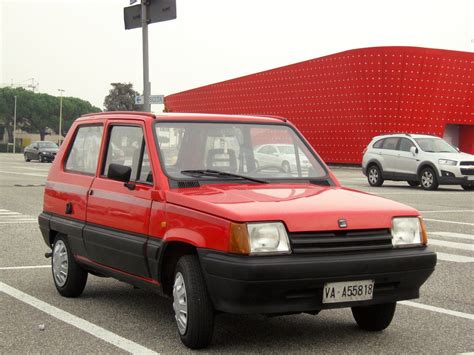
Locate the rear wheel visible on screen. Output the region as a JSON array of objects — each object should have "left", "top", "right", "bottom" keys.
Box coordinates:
[
  {"left": 352, "top": 302, "right": 396, "bottom": 331},
  {"left": 173, "top": 255, "right": 214, "bottom": 349},
  {"left": 367, "top": 165, "right": 384, "bottom": 186},
  {"left": 419, "top": 167, "right": 439, "bottom": 190},
  {"left": 461, "top": 184, "right": 474, "bottom": 191},
  {"left": 407, "top": 180, "right": 419, "bottom": 187},
  {"left": 52, "top": 234, "right": 88, "bottom": 297}
]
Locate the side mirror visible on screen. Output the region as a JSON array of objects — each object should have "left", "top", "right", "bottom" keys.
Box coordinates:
[
  {"left": 107, "top": 163, "right": 131, "bottom": 183},
  {"left": 410, "top": 146, "right": 418, "bottom": 156}
]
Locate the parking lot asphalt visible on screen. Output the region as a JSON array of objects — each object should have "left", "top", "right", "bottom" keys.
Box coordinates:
[{"left": 0, "top": 153, "right": 473, "bottom": 354}]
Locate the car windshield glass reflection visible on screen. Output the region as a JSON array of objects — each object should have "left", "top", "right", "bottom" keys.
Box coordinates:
[
  {"left": 415, "top": 138, "right": 457, "bottom": 153},
  {"left": 38, "top": 141, "right": 58, "bottom": 149},
  {"left": 155, "top": 122, "right": 327, "bottom": 181}
]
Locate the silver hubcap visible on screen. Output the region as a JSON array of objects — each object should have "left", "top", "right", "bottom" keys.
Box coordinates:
[
  {"left": 173, "top": 272, "right": 188, "bottom": 335},
  {"left": 421, "top": 171, "right": 433, "bottom": 188},
  {"left": 52, "top": 240, "right": 68, "bottom": 287},
  {"left": 369, "top": 168, "right": 378, "bottom": 184}
]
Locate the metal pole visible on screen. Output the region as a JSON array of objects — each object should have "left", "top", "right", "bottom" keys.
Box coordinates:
[
  {"left": 58, "top": 89, "right": 65, "bottom": 145},
  {"left": 13, "top": 96, "right": 17, "bottom": 154},
  {"left": 142, "top": 0, "right": 151, "bottom": 112}
]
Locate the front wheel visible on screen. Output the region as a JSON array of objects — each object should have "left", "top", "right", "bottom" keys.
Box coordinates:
[
  {"left": 367, "top": 165, "right": 384, "bottom": 186},
  {"left": 419, "top": 167, "right": 439, "bottom": 190},
  {"left": 352, "top": 302, "right": 396, "bottom": 331},
  {"left": 24, "top": 153, "right": 30, "bottom": 162},
  {"left": 39, "top": 153, "right": 45, "bottom": 163},
  {"left": 461, "top": 184, "right": 474, "bottom": 191},
  {"left": 52, "top": 234, "right": 88, "bottom": 297},
  {"left": 173, "top": 255, "right": 214, "bottom": 349}
]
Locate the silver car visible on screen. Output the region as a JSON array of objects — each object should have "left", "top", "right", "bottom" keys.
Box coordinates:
[
  {"left": 362, "top": 134, "right": 474, "bottom": 190},
  {"left": 254, "top": 144, "right": 311, "bottom": 173}
]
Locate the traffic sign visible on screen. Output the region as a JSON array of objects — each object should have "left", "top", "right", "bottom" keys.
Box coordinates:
[
  {"left": 135, "top": 95, "right": 164, "bottom": 105},
  {"left": 124, "top": 0, "right": 177, "bottom": 30}
]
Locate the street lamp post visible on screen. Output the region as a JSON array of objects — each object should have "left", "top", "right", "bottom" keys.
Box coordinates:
[
  {"left": 58, "top": 89, "right": 65, "bottom": 145},
  {"left": 13, "top": 96, "right": 17, "bottom": 154}
]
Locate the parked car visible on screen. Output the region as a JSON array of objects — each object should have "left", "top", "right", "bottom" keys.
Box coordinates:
[
  {"left": 39, "top": 112, "right": 436, "bottom": 349},
  {"left": 24, "top": 141, "right": 59, "bottom": 162},
  {"left": 362, "top": 133, "right": 474, "bottom": 191},
  {"left": 254, "top": 143, "right": 311, "bottom": 173}
]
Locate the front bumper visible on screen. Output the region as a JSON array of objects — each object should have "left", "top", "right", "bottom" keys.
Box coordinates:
[
  {"left": 198, "top": 248, "right": 436, "bottom": 314},
  {"left": 437, "top": 165, "right": 474, "bottom": 185}
]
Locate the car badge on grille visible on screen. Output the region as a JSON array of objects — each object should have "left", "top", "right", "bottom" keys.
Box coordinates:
[{"left": 338, "top": 218, "right": 347, "bottom": 228}]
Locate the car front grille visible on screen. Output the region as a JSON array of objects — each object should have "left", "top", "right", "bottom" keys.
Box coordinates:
[
  {"left": 460, "top": 161, "right": 474, "bottom": 166},
  {"left": 288, "top": 228, "right": 393, "bottom": 254},
  {"left": 460, "top": 168, "right": 474, "bottom": 176}
]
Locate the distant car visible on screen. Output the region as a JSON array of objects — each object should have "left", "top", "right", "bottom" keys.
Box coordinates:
[
  {"left": 24, "top": 141, "right": 59, "bottom": 163},
  {"left": 362, "top": 133, "right": 474, "bottom": 191},
  {"left": 254, "top": 143, "right": 311, "bottom": 173}
]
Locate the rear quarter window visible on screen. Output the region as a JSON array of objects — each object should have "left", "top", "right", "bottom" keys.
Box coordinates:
[{"left": 65, "top": 125, "right": 104, "bottom": 175}]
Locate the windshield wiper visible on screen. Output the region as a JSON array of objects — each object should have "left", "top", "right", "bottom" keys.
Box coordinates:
[{"left": 180, "top": 169, "right": 268, "bottom": 184}]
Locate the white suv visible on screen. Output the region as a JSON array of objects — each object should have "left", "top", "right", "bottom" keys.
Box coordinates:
[{"left": 362, "top": 134, "right": 474, "bottom": 191}]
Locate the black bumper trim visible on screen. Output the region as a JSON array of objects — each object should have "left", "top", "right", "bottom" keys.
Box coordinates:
[
  {"left": 438, "top": 175, "right": 472, "bottom": 185},
  {"left": 197, "top": 248, "right": 436, "bottom": 314}
]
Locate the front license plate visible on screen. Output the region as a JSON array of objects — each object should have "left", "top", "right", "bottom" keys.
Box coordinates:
[{"left": 322, "top": 280, "right": 374, "bottom": 304}]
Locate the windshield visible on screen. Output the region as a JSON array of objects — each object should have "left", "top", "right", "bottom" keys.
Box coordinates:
[
  {"left": 155, "top": 122, "right": 327, "bottom": 181},
  {"left": 414, "top": 138, "right": 457, "bottom": 153},
  {"left": 38, "top": 141, "right": 58, "bottom": 148}
]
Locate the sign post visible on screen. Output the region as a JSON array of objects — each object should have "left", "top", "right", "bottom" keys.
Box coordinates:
[{"left": 124, "top": 0, "right": 177, "bottom": 112}]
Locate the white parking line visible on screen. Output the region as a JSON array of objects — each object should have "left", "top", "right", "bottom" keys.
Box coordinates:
[
  {"left": 0, "top": 265, "right": 50, "bottom": 270},
  {"left": 0, "top": 281, "right": 158, "bottom": 354},
  {"left": 421, "top": 210, "right": 474, "bottom": 213},
  {"left": 429, "top": 239, "right": 473, "bottom": 251},
  {"left": 400, "top": 301, "right": 474, "bottom": 321},
  {"left": 424, "top": 218, "right": 474, "bottom": 226},
  {"left": 0, "top": 220, "right": 38, "bottom": 224},
  {"left": 436, "top": 252, "right": 474, "bottom": 263},
  {"left": 0, "top": 170, "right": 47, "bottom": 177},
  {"left": 432, "top": 232, "right": 474, "bottom": 241},
  {"left": 0, "top": 212, "right": 21, "bottom": 215}
]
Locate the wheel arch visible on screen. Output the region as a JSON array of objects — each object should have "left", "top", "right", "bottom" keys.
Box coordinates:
[
  {"left": 366, "top": 159, "right": 383, "bottom": 175},
  {"left": 417, "top": 161, "right": 439, "bottom": 177}
]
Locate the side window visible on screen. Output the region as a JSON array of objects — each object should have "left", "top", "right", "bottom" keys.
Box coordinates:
[
  {"left": 399, "top": 138, "right": 415, "bottom": 152},
  {"left": 103, "top": 125, "right": 146, "bottom": 182},
  {"left": 382, "top": 137, "right": 399, "bottom": 150},
  {"left": 372, "top": 139, "right": 384, "bottom": 149},
  {"left": 65, "top": 125, "right": 103, "bottom": 174}
]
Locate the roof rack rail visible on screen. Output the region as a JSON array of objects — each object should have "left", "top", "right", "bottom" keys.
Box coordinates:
[
  {"left": 81, "top": 111, "right": 156, "bottom": 118},
  {"left": 252, "top": 114, "right": 287, "bottom": 122}
]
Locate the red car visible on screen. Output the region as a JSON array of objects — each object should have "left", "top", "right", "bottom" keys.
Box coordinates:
[{"left": 39, "top": 112, "right": 436, "bottom": 349}]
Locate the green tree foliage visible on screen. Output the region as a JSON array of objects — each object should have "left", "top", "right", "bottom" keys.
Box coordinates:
[
  {"left": 103, "top": 82, "right": 140, "bottom": 111},
  {"left": 0, "top": 87, "right": 101, "bottom": 141}
]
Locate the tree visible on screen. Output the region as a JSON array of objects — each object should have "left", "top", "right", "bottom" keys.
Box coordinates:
[
  {"left": 0, "top": 87, "right": 101, "bottom": 141},
  {"left": 103, "top": 83, "right": 140, "bottom": 111}
]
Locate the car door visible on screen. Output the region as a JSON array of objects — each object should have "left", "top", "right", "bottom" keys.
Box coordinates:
[
  {"left": 85, "top": 121, "right": 154, "bottom": 278},
  {"left": 396, "top": 138, "right": 419, "bottom": 178},
  {"left": 379, "top": 137, "right": 400, "bottom": 175}
]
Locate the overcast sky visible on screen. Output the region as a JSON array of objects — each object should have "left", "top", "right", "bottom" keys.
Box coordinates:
[{"left": 1, "top": 0, "right": 473, "bottom": 110}]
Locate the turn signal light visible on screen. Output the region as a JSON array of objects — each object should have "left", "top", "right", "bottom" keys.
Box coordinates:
[
  {"left": 419, "top": 216, "right": 428, "bottom": 245},
  {"left": 229, "top": 223, "right": 250, "bottom": 254}
]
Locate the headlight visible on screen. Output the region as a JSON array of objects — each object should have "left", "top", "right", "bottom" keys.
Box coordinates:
[
  {"left": 229, "top": 222, "right": 291, "bottom": 255},
  {"left": 391, "top": 217, "right": 428, "bottom": 247},
  {"left": 438, "top": 159, "right": 457, "bottom": 166}
]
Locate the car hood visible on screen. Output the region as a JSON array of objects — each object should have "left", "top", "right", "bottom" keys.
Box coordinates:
[
  {"left": 165, "top": 184, "right": 418, "bottom": 232},
  {"left": 430, "top": 152, "right": 474, "bottom": 161}
]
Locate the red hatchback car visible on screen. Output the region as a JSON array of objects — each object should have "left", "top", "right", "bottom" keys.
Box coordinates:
[{"left": 39, "top": 112, "right": 436, "bottom": 349}]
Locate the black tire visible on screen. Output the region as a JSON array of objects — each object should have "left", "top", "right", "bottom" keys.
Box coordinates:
[
  {"left": 461, "top": 184, "right": 474, "bottom": 191},
  {"left": 173, "top": 255, "right": 214, "bottom": 349},
  {"left": 407, "top": 180, "right": 419, "bottom": 187},
  {"left": 282, "top": 161, "right": 291, "bottom": 173},
  {"left": 367, "top": 164, "right": 384, "bottom": 187},
  {"left": 24, "top": 153, "right": 30, "bottom": 162},
  {"left": 52, "top": 234, "right": 88, "bottom": 298},
  {"left": 39, "top": 153, "right": 45, "bottom": 163},
  {"left": 419, "top": 167, "right": 439, "bottom": 190},
  {"left": 352, "top": 302, "right": 396, "bottom": 331}
]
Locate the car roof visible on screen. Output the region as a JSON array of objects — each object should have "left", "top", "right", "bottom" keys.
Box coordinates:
[
  {"left": 78, "top": 111, "right": 287, "bottom": 124},
  {"left": 371, "top": 133, "right": 438, "bottom": 140}
]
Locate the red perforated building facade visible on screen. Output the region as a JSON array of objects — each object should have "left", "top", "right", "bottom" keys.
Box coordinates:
[{"left": 165, "top": 46, "right": 474, "bottom": 164}]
